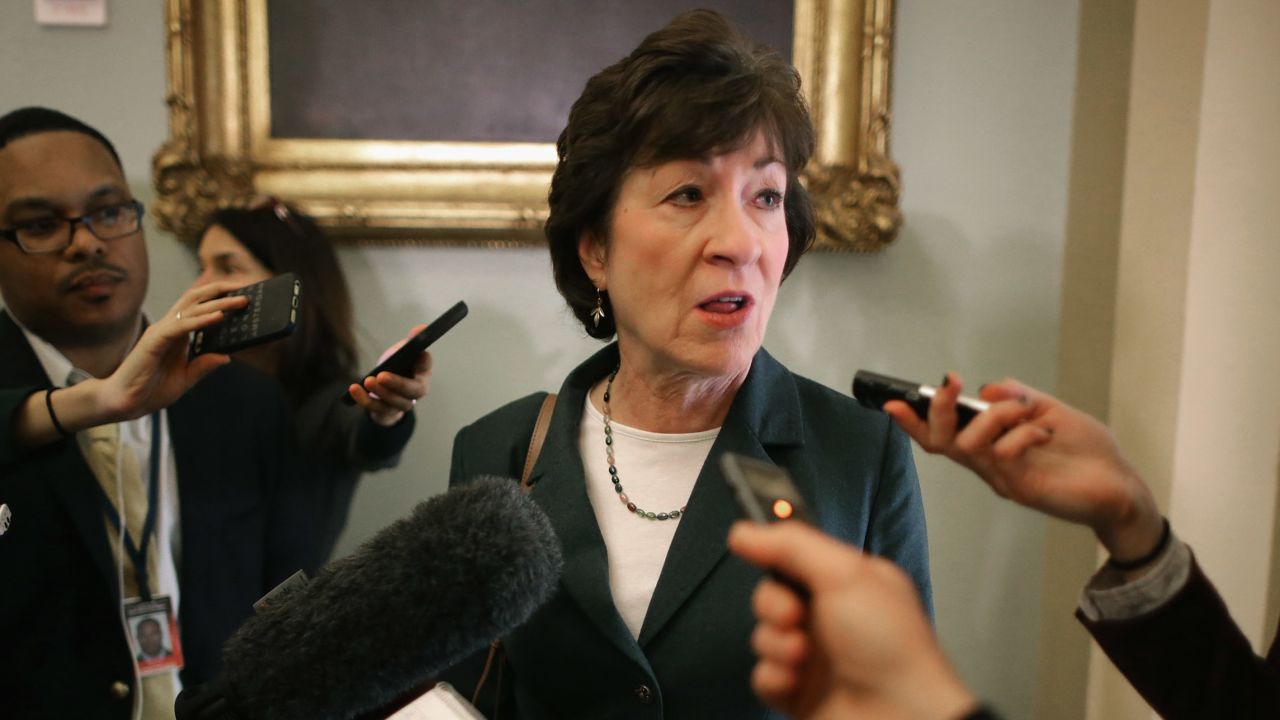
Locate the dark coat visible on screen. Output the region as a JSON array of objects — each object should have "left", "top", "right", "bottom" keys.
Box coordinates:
[
  {"left": 442, "top": 344, "right": 931, "bottom": 719},
  {"left": 0, "top": 312, "right": 320, "bottom": 720},
  {"left": 293, "top": 379, "right": 415, "bottom": 562},
  {"left": 1079, "top": 552, "right": 1280, "bottom": 718}
]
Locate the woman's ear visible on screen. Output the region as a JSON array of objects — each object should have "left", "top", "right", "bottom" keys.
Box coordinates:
[{"left": 577, "top": 231, "right": 608, "bottom": 289}]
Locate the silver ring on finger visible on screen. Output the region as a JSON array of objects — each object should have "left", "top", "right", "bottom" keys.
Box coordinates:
[{"left": 176, "top": 311, "right": 183, "bottom": 320}]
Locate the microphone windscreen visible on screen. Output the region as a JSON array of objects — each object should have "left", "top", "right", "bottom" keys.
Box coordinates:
[{"left": 217, "top": 476, "right": 562, "bottom": 720}]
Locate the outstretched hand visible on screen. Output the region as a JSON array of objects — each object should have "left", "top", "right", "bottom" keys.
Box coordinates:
[
  {"left": 728, "top": 521, "right": 977, "bottom": 720},
  {"left": 98, "top": 281, "right": 247, "bottom": 420},
  {"left": 15, "top": 282, "right": 247, "bottom": 448},
  {"left": 346, "top": 324, "right": 433, "bottom": 427},
  {"left": 884, "top": 373, "right": 1164, "bottom": 562}
]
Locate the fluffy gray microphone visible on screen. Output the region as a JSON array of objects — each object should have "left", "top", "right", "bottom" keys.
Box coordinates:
[{"left": 209, "top": 476, "right": 561, "bottom": 720}]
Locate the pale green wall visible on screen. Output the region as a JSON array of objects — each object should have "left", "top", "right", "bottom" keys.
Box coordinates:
[{"left": 1, "top": 2, "right": 1079, "bottom": 716}]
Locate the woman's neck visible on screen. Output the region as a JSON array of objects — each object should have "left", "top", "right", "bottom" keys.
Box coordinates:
[{"left": 592, "top": 358, "right": 747, "bottom": 434}]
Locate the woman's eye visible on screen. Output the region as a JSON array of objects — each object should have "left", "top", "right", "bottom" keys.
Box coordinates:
[
  {"left": 666, "top": 186, "right": 703, "bottom": 205},
  {"left": 755, "top": 189, "right": 784, "bottom": 209}
]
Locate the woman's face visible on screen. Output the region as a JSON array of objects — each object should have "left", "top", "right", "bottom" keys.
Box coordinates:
[
  {"left": 193, "top": 224, "right": 272, "bottom": 289},
  {"left": 580, "top": 130, "right": 790, "bottom": 382}
]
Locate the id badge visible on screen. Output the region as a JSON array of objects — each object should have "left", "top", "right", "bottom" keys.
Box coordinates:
[{"left": 125, "top": 595, "right": 185, "bottom": 676}]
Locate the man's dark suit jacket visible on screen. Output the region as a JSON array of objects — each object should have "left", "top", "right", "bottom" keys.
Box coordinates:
[
  {"left": 441, "top": 344, "right": 931, "bottom": 719},
  {"left": 1079, "top": 553, "right": 1280, "bottom": 717},
  {"left": 0, "top": 312, "right": 320, "bottom": 720}
]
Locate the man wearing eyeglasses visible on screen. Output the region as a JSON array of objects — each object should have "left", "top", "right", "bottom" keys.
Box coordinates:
[{"left": 0, "top": 107, "right": 319, "bottom": 720}]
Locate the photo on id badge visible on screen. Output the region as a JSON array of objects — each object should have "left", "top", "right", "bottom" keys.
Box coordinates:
[{"left": 127, "top": 596, "right": 184, "bottom": 675}]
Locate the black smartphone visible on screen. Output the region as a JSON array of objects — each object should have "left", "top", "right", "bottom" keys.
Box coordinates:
[
  {"left": 720, "top": 452, "right": 814, "bottom": 525},
  {"left": 340, "top": 300, "right": 468, "bottom": 405},
  {"left": 852, "top": 370, "right": 990, "bottom": 430},
  {"left": 189, "top": 272, "right": 301, "bottom": 358}
]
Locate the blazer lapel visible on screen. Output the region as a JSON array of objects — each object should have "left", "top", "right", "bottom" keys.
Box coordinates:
[
  {"left": 637, "top": 349, "right": 804, "bottom": 646},
  {"left": 525, "top": 345, "right": 651, "bottom": 668},
  {"left": 0, "top": 313, "right": 121, "bottom": 599}
]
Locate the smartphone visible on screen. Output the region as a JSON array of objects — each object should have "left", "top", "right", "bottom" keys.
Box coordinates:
[
  {"left": 340, "top": 300, "right": 469, "bottom": 405},
  {"left": 852, "top": 370, "right": 990, "bottom": 430},
  {"left": 719, "top": 452, "right": 814, "bottom": 525},
  {"left": 189, "top": 272, "right": 301, "bottom": 358}
]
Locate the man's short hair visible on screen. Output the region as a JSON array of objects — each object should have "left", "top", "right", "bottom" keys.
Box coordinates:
[{"left": 0, "top": 107, "right": 122, "bottom": 169}]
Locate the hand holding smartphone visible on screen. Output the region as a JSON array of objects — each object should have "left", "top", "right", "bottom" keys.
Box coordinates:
[
  {"left": 341, "top": 301, "right": 468, "bottom": 405},
  {"left": 852, "top": 370, "right": 990, "bottom": 430},
  {"left": 189, "top": 273, "right": 301, "bottom": 358}
]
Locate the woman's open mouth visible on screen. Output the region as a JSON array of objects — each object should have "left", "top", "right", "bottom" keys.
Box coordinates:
[
  {"left": 698, "top": 294, "right": 751, "bottom": 314},
  {"left": 696, "top": 292, "right": 755, "bottom": 328}
]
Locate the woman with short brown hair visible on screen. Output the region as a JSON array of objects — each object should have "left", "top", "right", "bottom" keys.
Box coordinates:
[{"left": 444, "top": 11, "right": 931, "bottom": 718}]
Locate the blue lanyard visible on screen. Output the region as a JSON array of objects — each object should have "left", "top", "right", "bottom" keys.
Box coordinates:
[{"left": 94, "top": 413, "right": 162, "bottom": 601}]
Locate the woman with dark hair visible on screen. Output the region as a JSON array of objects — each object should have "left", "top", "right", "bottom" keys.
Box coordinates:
[
  {"left": 193, "top": 200, "right": 429, "bottom": 561},
  {"left": 441, "top": 10, "right": 930, "bottom": 718}
]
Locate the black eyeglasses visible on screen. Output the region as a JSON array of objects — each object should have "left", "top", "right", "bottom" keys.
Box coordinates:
[{"left": 0, "top": 200, "right": 145, "bottom": 255}]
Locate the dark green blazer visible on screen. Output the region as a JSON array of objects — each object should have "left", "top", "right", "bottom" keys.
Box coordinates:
[{"left": 444, "top": 344, "right": 931, "bottom": 719}]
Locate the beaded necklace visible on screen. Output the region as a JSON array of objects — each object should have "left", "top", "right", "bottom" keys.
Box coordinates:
[{"left": 602, "top": 367, "right": 686, "bottom": 521}]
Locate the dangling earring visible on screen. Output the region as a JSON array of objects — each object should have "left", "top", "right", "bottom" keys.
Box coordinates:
[{"left": 591, "top": 288, "right": 606, "bottom": 328}]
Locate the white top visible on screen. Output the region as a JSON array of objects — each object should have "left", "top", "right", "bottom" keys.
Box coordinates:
[
  {"left": 579, "top": 395, "right": 718, "bottom": 639},
  {"left": 9, "top": 309, "right": 183, "bottom": 713}
]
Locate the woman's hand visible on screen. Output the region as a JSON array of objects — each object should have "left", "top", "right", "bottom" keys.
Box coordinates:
[
  {"left": 347, "top": 324, "right": 433, "bottom": 427},
  {"left": 94, "top": 281, "right": 248, "bottom": 420},
  {"left": 884, "top": 373, "right": 1164, "bottom": 564},
  {"left": 14, "top": 282, "right": 246, "bottom": 447}
]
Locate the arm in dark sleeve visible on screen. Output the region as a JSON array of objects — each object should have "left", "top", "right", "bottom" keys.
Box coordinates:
[
  {"left": 1078, "top": 554, "right": 1280, "bottom": 718},
  {"left": 863, "top": 419, "right": 934, "bottom": 619},
  {"left": 349, "top": 408, "right": 415, "bottom": 470},
  {"left": 294, "top": 382, "right": 416, "bottom": 473},
  {"left": 261, "top": 384, "right": 326, "bottom": 581}
]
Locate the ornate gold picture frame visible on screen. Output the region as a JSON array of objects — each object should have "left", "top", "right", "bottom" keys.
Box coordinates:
[{"left": 153, "top": 0, "right": 899, "bottom": 251}]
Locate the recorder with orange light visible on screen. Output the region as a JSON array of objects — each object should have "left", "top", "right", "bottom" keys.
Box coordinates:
[{"left": 719, "top": 452, "right": 814, "bottom": 526}]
